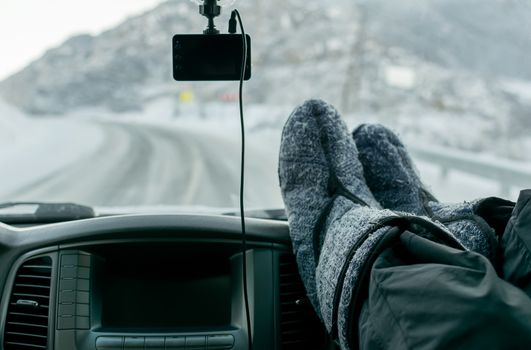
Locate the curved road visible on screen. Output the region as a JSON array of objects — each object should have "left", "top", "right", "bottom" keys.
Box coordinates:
[{"left": 5, "top": 120, "right": 283, "bottom": 209}]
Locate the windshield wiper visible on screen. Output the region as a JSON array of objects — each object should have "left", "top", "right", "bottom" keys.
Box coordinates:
[
  {"left": 223, "top": 208, "right": 287, "bottom": 221},
  {"left": 0, "top": 202, "right": 95, "bottom": 224}
]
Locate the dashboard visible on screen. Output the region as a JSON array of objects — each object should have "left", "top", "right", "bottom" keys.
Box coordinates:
[{"left": 0, "top": 214, "right": 325, "bottom": 350}]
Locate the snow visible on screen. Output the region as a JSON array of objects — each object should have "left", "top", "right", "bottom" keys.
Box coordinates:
[
  {"left": 0, "top": 99, "right": 30, "bottom": 143},
  {"left": 415, "top": 160, "right": 520, "bottom": 202},
  {"left": 0, "top": 99, "right": 104, "bottom": 198},
  {"left": 1, "top": 0, "right": 531, "bottom": 214},
  {"left": 500, "top": 79, "right": 531, "bottom": 103},
  {"left": 0, "top": 97, "right": 529, "bottom": 208},
  {"left": 2, "top": 0, "right": 530, "bottom": 170},
  {"left": 159, "top": 102, "right": 530, "bottom": 204},
  {"left": 383, "top": 65, "right": 416, "bottom": 89}
]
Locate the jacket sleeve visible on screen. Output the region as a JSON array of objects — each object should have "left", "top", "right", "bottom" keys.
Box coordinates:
[
  {"left": 359, "top": 230, "right": 531, "bottom": 350},
  {"left": 502, "top": 189, "right": 531, "bottom": 296}
]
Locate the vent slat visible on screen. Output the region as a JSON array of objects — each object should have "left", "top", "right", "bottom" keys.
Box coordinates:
[
  {"left": 281, "top": 319, "right": 309, "bottom": 326},
  {"left": 282, "top": 340, "right": 308, "bottom": 345},
  {"left": 7, "top": 321, "right": 48, "bottom": 328},
  {"left": 7, "top": 321, "right": 48, "bottom": 329},
  {"left": 9, "top": 303, "right": 49, "bottom": 309},
  {"left": 9, "top": 312, "right": 49, "bottom": 319},
  {"left": 18, "top": 275, "right": 51, "bottom": 280},
  {"left": 6, "top": 332, "right": 48, "bottom": 339},
  {"left": 12, "top": 293, "right": 50, "bottom": 299},
  {"left": 279, "top": 254, "right": 325, "bottom": 349},
  {"left": 279, "top": 290, "right": 305, "bottom": 297},
  {"left": 5, "top": 341, "right": 46, "bottom": 349},
  {"left": 20, "top": 265, "right": 52, "bottom": 269},
  {"left": 4, "top": 256, "right": 52, "bottom": 350},
  {"left": 14, "top": 284, "right": 51, "bottom": 289}
]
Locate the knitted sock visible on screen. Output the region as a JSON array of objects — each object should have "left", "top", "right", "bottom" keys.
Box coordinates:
[
  {"left": 353, "top": 123, "right": 497, "bottom": 260},
  {"left": 280, "top": 101, "right": 408, "bottom": 348},
  {"left": 352, "top": 123, "right": 435, "bottom": 216}
]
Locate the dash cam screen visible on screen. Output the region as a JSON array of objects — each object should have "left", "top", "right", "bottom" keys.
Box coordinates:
[
  {"left": 173, "top": 34, "right": 251, "bottom": 81},
  {"left": 100, "top": 252, "right": 232, "bottom": 330}
]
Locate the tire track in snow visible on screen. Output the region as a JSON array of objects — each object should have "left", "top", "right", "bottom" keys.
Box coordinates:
[
  {"left": 4, "top": 120, "right": 259, "bottom": 208},
  {"left": 6, "top": 123, "right": 155, "bottom": 206}
]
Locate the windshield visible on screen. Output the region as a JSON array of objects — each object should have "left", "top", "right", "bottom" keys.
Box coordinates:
[{"left": 1, "top": 0, "right": 531, "bottom": 212}]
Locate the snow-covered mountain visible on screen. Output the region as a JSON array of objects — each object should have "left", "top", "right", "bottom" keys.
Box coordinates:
[
  {"left": 0, "top": 1, "right": 198, "bottom": 114},
  {"left": 1, "top": 0, "right": 531, "bottom": 158}
]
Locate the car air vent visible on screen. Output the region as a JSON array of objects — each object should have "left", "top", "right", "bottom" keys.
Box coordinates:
[
  {"left": 3, "top": 256, "right": 53, "bottom": 350},
  {"left": 279, "top": 254, "right": 325, "bottom": 349}
]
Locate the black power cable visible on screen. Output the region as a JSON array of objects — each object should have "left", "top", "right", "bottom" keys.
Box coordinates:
[{"left": 231, "top": 9, "right": 253, "bottom": 350}]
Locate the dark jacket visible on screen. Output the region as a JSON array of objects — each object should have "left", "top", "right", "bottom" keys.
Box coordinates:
[{"left": 357, "top": 190, "right": 531, "bottom": 349}]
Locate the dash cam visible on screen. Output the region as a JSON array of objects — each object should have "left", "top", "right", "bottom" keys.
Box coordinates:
[{"left": 172, "top": 34, "right": 251, "bottom": 81}]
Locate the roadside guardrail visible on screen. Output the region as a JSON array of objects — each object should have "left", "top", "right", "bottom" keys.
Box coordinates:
[{"left": 409, "top": 146, "right": 531, "bottom": 196}]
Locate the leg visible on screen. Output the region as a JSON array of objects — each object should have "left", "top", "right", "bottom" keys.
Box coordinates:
[
  {"left": 353, "top": 123, "right": 510, "bottom": 263},
  {"left": 278, "top": 99, "right": 400, "bottom": 349},
  {"left": 502, "top": 189, "right": 531, "bottom": 297},
  {"left": 359, "top": 231, "right": 531, "bottom": 350},
  {"left": 280, "top": 101, "right": 464, "bottom": 349}
]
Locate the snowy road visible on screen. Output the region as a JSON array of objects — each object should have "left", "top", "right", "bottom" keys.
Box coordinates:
[
  {"left": 1, "top": 115, "right": 527, "bottom": 210},
  {"left": 2, "top": 120, "right": 283, "bottom": 209}
]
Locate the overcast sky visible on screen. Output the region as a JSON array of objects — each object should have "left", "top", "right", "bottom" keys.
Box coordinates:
[{"left": 0, "top": 0, "right": 166, "bottom": 80}]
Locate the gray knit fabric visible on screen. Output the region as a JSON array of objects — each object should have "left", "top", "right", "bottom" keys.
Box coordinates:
[
  {"left": 353, "top": 123, "right": 496, "bottom": 259},
  {"left": 352, "top": 123, "right": 435, "bottom": 216},
  {"left": 428, "top": 201, "right": 496, "bottom": 259},
  {"left": 278, "top": 100, "right": 399, "bottom": 349},
  {"left": 278, "top": 99, "right": 379, "bottom": 310},
  {"left": 316, "top": 198, "right": 396, "bottom": 348}
]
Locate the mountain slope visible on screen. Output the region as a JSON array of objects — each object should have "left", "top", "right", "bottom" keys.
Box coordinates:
[
  {"left": 369, "top": 0, "right": 531, "bottom": 79},
  {"left": 0, "top": 0, "right": 530, "bottom": 123}
]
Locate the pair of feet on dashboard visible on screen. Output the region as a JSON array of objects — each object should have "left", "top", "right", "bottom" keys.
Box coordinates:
[{"left": 278, "top": 99, "right": 502, "bottom": 348}]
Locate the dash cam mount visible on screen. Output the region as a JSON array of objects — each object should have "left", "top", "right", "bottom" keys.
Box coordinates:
[
  {"left": 199, "top": 0, "right": 222, "bottom": 34},
  {"left": 173, "top": 0, "right": 251, "bottom": 81}
]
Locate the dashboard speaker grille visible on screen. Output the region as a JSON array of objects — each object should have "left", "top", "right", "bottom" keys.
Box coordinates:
[
  {"left": 3, "top": 256, "right": 52, "bottom": 350},
  {"left": 279, "top": 254, "right": 325, "bottom": 349}
]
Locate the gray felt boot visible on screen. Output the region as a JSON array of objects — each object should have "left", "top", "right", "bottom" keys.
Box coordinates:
[
  {"left": 279, "top": 101, "right": 462, "bottom": 349},
  {"left": 279, "top": 99, "right": 380, "bottom": 311},
  {"left": 352, "top": 123, "right": 498, "bottom": 260}
]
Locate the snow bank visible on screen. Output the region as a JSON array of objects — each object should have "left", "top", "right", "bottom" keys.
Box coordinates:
[
  {"left": 0, "top": 99, "right": 32, "bottom": 144},
  {"left": 101, "top": 100, "right": 530, "bottom": 204},
  {"left": 0, "top": 96, "right": 527, "bottom": 207},
  {"left": 500, "top": 79, "right": 531, "bottom": 103},
  {"left": 0, "top": 100, "right": 104, "bottom": 199}
]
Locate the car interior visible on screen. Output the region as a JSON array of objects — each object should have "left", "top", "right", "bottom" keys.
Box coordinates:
[
  {"left": 0, "top": 1, "right": 332, "bottom": 348},
  {"left": 1, "top": 0, "right": 530, "bottom": 349},
  {"left": 0, "top": 207, "right": 327, "bottom": 349}
]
